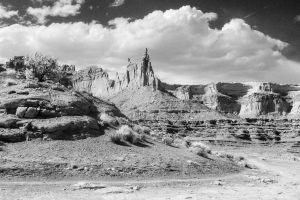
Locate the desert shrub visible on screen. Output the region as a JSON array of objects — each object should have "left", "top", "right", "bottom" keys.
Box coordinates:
[
  {"left": 117, "top": 125, "right": 138, "bottom": 144},
  {"left": 24, "top": 53, "right": 65, "bottom": 82},
  {"left": 189, "top": 146, "right": 209, "bottom": 158},
  {"left": 113, "top": 125, "right": 144, "bottom": 144},
  {"left": 110, "top": 133, "right": 123, "bottom": 144},
  {"left": 187, "top": 141, "right": 212, "bottom": 158},
  {"left": 162, "top": 136, "right": 174, "bottom": 146},
  {"left": 213, "top": 151, "right": 234, "bottom": 160},
  {"left": 190, "top": 141, "right": 211, "bottom": 154},
  {"left": 183, "top": 138, "right": 192, "bottom": 148}
]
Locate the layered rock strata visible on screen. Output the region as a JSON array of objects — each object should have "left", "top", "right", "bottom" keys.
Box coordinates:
[
  {"left": 72, "top": 50, "right": 300, "bottom": 119},
  {"left": 0, "top": 77, "right": 126, "bottom": 142}
]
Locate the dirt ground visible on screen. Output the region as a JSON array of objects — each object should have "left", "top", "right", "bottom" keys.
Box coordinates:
[{"left": 1, "top": 144, "right": 299, "bottom": 200}]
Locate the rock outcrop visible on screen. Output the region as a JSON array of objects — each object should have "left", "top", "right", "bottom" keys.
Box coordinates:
[
  {"left": 73, "top": 49, "right": 161, "bottom": 99},
  {"left": 165, "top": 82, "right": 300, "bottom": 118},
  {"left": 0, "top": 75, "right": 126, "bottom": 142},
  {"left": 72, "top": 49, "right": 300, "bottom": 119}
]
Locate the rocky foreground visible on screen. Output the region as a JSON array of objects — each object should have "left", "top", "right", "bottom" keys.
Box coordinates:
[{"left": 0, "top": 77, "right": 126, "bottom": 142}]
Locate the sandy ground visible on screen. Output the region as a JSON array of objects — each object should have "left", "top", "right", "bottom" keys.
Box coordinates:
[{"left": 1, "top": 145, "right": 299, "bottom": 200}]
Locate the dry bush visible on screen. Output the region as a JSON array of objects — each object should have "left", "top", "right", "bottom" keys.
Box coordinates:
[
  {"left": 189, "top": 146, "right": 210, "bottom": 158},
  {"left": 118, "top": 125, "right": 139, "bottom": 144},
  {"left": 162, "top": 136, "right": 174, "bottom": 146},
  {"left": 186, "top": 141, "right": 212, "bottom": 158},
  {"left": 111, "top": 125, "right": 146, "bottom": 145},
  {"left": 110, "top": 133, "right": 122, "bottom": 144},
  {"left": 212, "top": 151, "right": 254, "bottom": 168},
  {"left": 183, "top": 138, "right": 192, "bottom": 148},
  {"left": 24, "top": 53, "right": 68, "bottom": 83}
]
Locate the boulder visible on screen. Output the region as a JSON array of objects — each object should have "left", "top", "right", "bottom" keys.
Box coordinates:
[
  {"left": 16, "top": 107, "right": 27, "bottom": 118},
  {"left": 24, "top": 107, "right": 39, "bottom": 118},
  {"left": 30, "top": 116, "right": 101, "bottom": 139},
  {"left": 0, "top": 129, "right": 25, "bottom": 142},
  {"left": 0, "top": 115, "right": 20, "bottom": 128},
  {"left": 39, "top": 109, "right": 58, "bottom": 118}
]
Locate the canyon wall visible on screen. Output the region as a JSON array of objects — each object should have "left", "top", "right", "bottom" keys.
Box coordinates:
[
  {"left": 72, "top": 50, "right": 300, "bottom": 119},
  {"left": 168, "top": 82, "right": 300, "bottom": 118}
]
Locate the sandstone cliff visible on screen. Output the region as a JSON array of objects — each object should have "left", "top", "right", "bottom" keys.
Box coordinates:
[
  {"left": 72, "top": 50, "right": 300, "bottom": 119},
  {"left": 166, "top": 82, "right": 300, "bottom": 118},
  {"left": 72, "top": 49, "right": 161, "bottom": 99}
]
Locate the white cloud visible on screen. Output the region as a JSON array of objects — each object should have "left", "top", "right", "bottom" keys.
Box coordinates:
[
  {"left": 110, "top": 0, "right": 126, "bottom": 7},
  {"left": 27, "top": 0, "right": 85, "bottom": 24},
  {"left": 295, "top": 15, "right": 300, "bottom": 22},
  {"left": 0, "top": 6, "right": 300, "bottom": 84},
  {"left": 0, "top": 4, "right": 18, "bottom": 19}
]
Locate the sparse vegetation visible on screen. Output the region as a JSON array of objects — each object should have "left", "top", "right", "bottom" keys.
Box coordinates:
[
  {"left": 184, "top": 139, "right": 212, "bottom": 158},
  {"left": 110, "top": 125, "right": 145, "bottom": 145},
  {"left": 162, "top": 136, "right": 174, "bottom": 146},
  {"left": 24, "top": 53, "right": 66, "bottom": 83},
  {"left": 189, "top": 146, "right": 210, "bottom": 158},
  {"left": 110, "top": 133, "right": 123, "bottom": 144}
]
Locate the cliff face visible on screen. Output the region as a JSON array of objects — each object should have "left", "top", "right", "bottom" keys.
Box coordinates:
[
  {"left": 72, "top": 50, "right": 300, "bottom": 119},
  {"left": 167, "top": 82, "right": 300, "bottom": 118}
]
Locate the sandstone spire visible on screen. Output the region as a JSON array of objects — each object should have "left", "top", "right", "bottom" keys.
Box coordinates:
[{"left": 73, "top": 48, "right": 162, "bottom": 99}]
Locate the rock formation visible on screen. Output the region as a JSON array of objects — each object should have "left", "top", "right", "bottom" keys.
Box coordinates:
[
  {"left": 73, "top": 49, "right": 300, "bottom": 119},
  {"left": 0, "top": 74, "right": 126, "bottom": 142},
  {"left": 1, "top": 51, "right": 299, "bottom": 146},
  {"left": 72, "top": 49, "right": 161, "bottom": 99},
  {"left": 165, "top": 82, "right": 300, "bottom": 118}
]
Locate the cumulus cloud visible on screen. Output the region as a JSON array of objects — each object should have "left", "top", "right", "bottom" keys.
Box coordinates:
[
  {"left": 110, "top": 0, "right": 126, "bottom": 7},
  {"left": 0, "top": 6, "right": 299, "bottom": 84},
  {"left": 27, "top": 0, "right": 85, "bottom": 24},
  {"left": 0, "top": 4, "right": 19, "bottom": 19}
]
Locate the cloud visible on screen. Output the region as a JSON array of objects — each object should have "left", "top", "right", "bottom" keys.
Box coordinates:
[
  {"left": 27, "top": 0, "right": 85, "bottom": 24},
  {"left": 110, "top": 0, "right": 126, "bottom": 7},
  {"left": 0, "top": 6, "right": 299, "bottom": 84},
  {"left": 0, "top": 4, "right": 19, "bottom": 19},
  {"left": 295, "top": 15, "right": 300, "bottom": 22}
]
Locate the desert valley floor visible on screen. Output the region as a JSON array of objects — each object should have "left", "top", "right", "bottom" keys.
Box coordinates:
[{"left": 0, "top": 142, "right": 299, "bottom": 200}]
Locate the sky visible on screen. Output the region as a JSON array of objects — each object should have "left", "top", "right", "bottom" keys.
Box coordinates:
[{"left": 0, "top": 0, "right": 299, "bottom": 84}]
